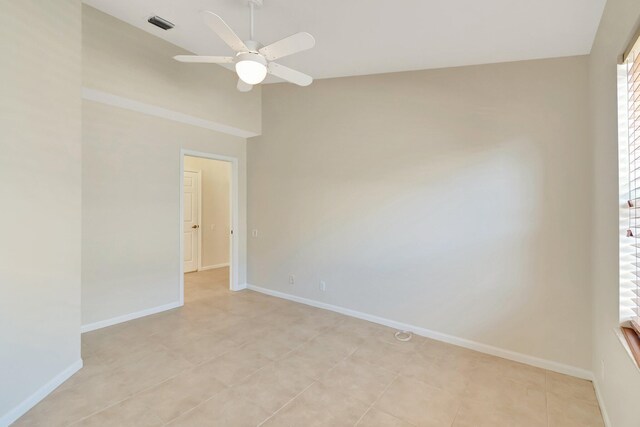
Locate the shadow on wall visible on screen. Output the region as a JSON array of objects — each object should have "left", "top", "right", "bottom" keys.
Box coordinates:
[
  {"left": 259, "top": 135, "right": 587, "bottom": 361},
  {"left": 249, "top": 60, "right": 592, "bottom": 368}
]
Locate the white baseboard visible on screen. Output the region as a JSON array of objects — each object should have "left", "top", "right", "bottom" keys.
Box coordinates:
[
  {"left": 199, "top": 263, "right": 229, "bottom": 271},
  {"left": 0, "top": 359, "right": 83, "bottom": 427},
  {"left": 593, "top": 379, "right": 612, "bottom": 427},
  {"left": 246, "top": 284, "right": 594, "bottom": 380},
  {"left": 81, "top": 301, "right": 182, "bottom": 333}
]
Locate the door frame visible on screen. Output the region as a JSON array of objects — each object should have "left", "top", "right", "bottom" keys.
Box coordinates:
[
  {"left": 180, "top": 149, "right": 239, "bottom": 304},
  {"left": 183, "top": 169, "right": 202, "bottom": 273}
]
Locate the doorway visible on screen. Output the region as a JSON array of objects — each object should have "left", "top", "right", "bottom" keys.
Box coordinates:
[
  {"left": 183, "top": 169, "right": 201, "bottom": 273},
  {"left": 180, "top": 150, "right": 239, "bottom": 304}
]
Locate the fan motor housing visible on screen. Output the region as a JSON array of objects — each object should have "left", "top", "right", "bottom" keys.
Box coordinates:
[
  {"left": 235, "top": 51, "right": 267, "bottom": 66},
  {"left": 243, "top": 40, "right": 262, "bottom": 53}
]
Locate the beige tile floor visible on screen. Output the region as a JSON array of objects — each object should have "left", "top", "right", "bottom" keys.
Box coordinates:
[{"left": 15, "top": 268, "right": 605, "bottom": 426}]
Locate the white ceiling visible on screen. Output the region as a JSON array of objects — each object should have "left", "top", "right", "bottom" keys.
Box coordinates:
[{"left": 84, "top": 0, "right": 606, "bottom": 82}]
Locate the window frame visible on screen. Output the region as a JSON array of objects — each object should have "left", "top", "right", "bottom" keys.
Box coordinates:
[{"left": 619, "top": 33, "right": 640, "bottom": 352}]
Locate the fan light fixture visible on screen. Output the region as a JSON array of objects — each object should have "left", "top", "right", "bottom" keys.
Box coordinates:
[
  {"left": 235, "top": 52, "right": 267, "bottom": 85},
  {"left": 173, "top": 0, "right": 315, "bottom": 92}
]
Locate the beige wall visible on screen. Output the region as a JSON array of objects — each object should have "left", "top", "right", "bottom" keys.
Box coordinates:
[
  {"left": 0, "top": 0, "right": 82, "bottom": 423},
  {"left": 82, "top": 5, "right": 261, "bottom": 135},
  {"left": 81, "top": 6, "right": 254, "bottom": 326},
  {"left": 589, "top": 0, "right": 640, "bottom": 425},
  {"left": 248, "top": 56, "right": 592, "bottom": 371},
  {"left": 184, "top": 156, "right": 231, "bottom": 268},
  {"left": 82, "top": 103, "right": 246, "bottom": 325}
]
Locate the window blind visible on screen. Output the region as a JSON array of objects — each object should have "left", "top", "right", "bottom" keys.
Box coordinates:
[{"left": 624, "top": 39, "right": 640, "bottom": 334}]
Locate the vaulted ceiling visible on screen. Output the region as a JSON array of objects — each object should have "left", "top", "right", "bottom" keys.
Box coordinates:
[{"left": 84, "top": 0, "right": 607, "bottom": 82}]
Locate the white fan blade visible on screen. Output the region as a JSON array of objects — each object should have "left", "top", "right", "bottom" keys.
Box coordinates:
[
  {"left": 237, "top": 78, "right": 253, "bottom": 92},
  {"left": 268, "top": 62, "right": 313, "bottom": 86},
  {"left": 201, "top": 11, "right": 248, "bottom": 52},
  {"left": 174, "top": 55, "right": 234, "bottom": 63},
  {"left": 259, "top": 32, "right": 315, "bottom": 61}
]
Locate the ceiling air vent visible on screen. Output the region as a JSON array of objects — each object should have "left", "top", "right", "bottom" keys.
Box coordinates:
[{"left": 147, "top": 16, "right": 174, "bottom": 30}]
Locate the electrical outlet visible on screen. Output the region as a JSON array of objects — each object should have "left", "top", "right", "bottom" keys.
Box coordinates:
[
  {"left": 289, "top": 275, "right": 295, "bottom": 285},
  {"left": 252, "top": 229, "right": 258, "bottom": 237},
  {"left": 319, "top": 281, "right": 327, "bottom": 292}
]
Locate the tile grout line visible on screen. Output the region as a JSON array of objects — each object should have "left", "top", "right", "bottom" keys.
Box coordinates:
[
  {"left": 67, "top": 344, "right": 232, "bottom": 427},
  {"left": 66, "top": 353, "right": 200, "bottom": 427},
  {"left": 257, "top": 342, "right": 359, "bottom": 426},
  {"left": 353, "top": 372, "right": 402, "bottom": 427},
  {"left": 352, "top": 335, "right": 419, "bottom": 427},
  {"left": 68, "top": 301, "right": 291, "bottom": 425},
  {"left": 545, "top": 371, "right": 550, "bottom": 427},
  {"left": 159, "top": 384, "right": 232, "bottom": 425},
  {"left": 448, "top": 405, "right": 462, "bottom": 427},
  {"left": 158, "top": 313, "right": 341, "bottom": 425},
  {"left": 40, "top": 277, "right": 318, "bottom": 426},
  {"left": 256, "top": 380, "right": 318, "bottom": 426},
  {"left": 72, "top": 310, "right": 417, "bottom": 426},
  {"left": 40, "top": 274, "right": 600, "bottom": 427}
]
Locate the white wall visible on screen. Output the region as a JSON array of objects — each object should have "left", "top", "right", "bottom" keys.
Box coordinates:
[
  {"left": 184, "top": 156, "right": 231, "bottom": 269},
  {"left": 81, "top": 6, "right": 257, "bottom": 327},
  {"left": 589, "top": 0, "right": 640, "bottom": 425},
  {"left": 0, "top": 1, "right": 82, "bottom": 424},
  {"left": 248, "top": 56, "right": 593, "bottom": 372}
]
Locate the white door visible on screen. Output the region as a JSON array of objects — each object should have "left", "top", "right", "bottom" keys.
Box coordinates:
[{"left": 183, "top": 171, "right": 200, "bottom": 273}]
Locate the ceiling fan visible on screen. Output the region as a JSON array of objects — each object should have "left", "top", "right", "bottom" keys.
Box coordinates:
[{"left": 174, "top": 0, "right": 315, "bottom": 92}]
